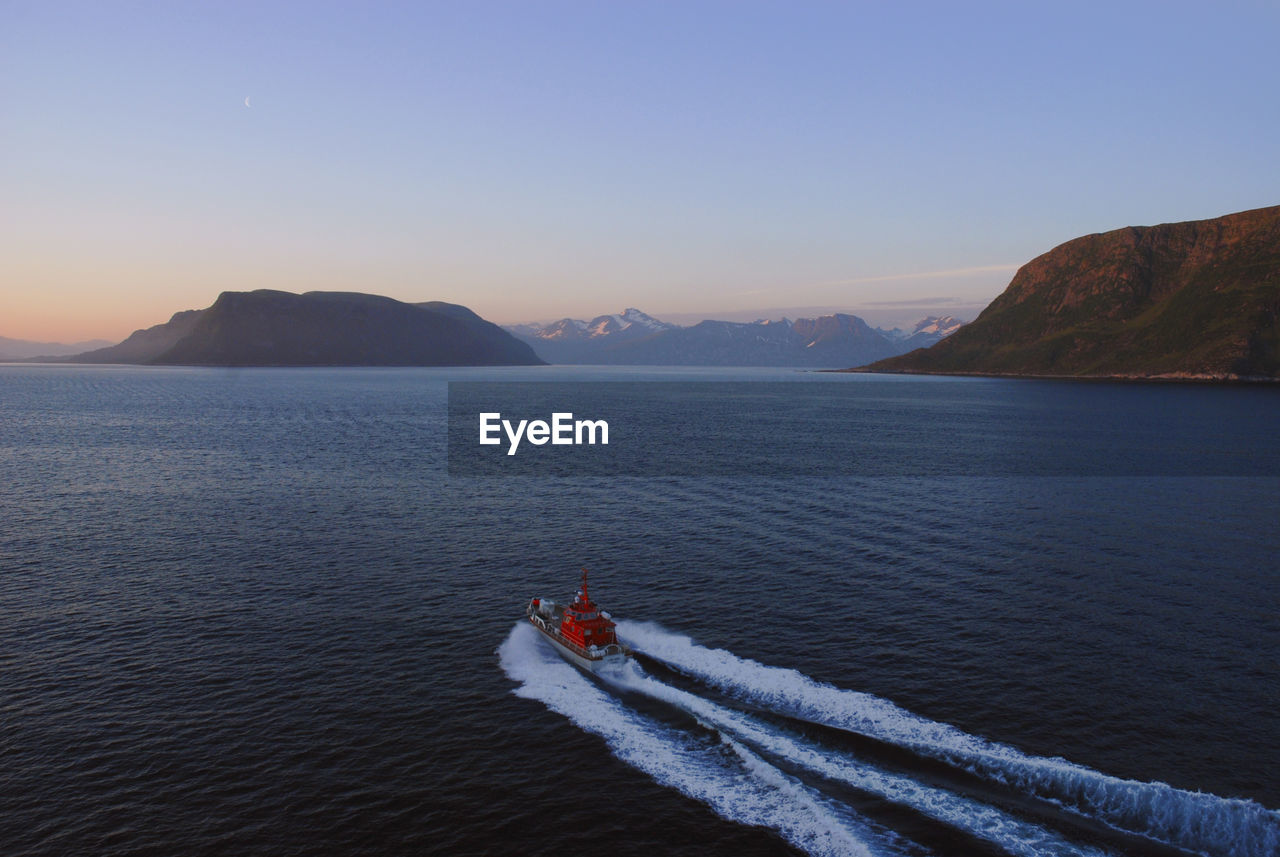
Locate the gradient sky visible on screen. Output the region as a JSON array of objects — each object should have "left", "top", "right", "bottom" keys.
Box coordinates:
[{"left": 4, "top": 1, "right": 1278, "bottom": 342}]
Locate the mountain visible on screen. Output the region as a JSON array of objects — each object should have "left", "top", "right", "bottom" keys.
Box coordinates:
[
  {"left": 509, "top": 307, "right": 673, "bottom": 340},
  {"left": 602, "top": 317, "right": 812, "bottom": 365},
  {"left": 863, "top": 205, "right": 1280, "bottom": 379},
  {"left": 0, "top": 335, "right": 116, "bottom": 361},
  {"left": 71, "top": 310, "right": 205, "bottom": 363},
  {"left": 877, "top": 315, "right": 965, "bottom": 350},
  {"left": 508, "top": 310, "right": 945, "bottom": 366},
  {"left": 68, "top": 291, "right": 543, "bottom": 366},
  {"left": 505, "top": 308, "right": 676, "bottom": 363}
]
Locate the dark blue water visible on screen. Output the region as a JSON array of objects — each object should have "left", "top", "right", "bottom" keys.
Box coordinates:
[{"left": 1, "top": 365, "right": 1277, "bottom": 857}]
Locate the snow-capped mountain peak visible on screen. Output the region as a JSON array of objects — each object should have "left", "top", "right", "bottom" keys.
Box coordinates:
[
  {"left": 505, "top": 309, "right": 960, "bottom": 366},
  {"left": 515, "top": 308, "right": 678, "bottom": 342},
  {"left": 877, "top": 315, "right": 965, "bottom": 343},
  {"left": 615, "top": 308, "right": 670, "bottom": 331},
  {"left": 912, "top": 315, "right": 963, "bottom": 337}
]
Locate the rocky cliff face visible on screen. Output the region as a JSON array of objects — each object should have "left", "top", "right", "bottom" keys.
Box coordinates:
[{"left": 865, "top": 205, "right": 1280, "bottom": 378}]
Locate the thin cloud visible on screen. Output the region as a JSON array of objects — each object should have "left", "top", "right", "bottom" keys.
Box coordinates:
[
  {"left": 722, "top": 264, "right": 1018, "bottom": 300},
  {"left": 862, "top": 296, "right": 981, "bottom": 307},
  {"left": 808, "top": 263, "right": 1020, "bottom": 290}
]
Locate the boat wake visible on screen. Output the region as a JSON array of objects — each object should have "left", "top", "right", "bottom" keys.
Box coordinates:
[
  {"left": 499, "top": 621, "right": 1279, "bottom": 857},
  {"left": 617, "top": 620, "right": 1279, "bottom": 857},
  {"left": 498, "top": 622, "right": 880, "bottom": 857}
]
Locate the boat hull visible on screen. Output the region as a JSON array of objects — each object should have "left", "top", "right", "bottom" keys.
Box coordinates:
[{"left": 527, "top": 615, "right": 627, "bottom": 673}]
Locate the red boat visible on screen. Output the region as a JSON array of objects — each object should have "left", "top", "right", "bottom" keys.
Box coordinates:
[{"left": 526, "top": 569, "right": 629, "bottom": 672}]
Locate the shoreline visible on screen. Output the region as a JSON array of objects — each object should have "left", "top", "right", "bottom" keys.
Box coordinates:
[{"left": 827, "top": 367, "right": 1280, "bottom": 385}]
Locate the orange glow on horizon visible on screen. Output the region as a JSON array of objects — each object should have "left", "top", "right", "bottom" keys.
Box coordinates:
[{"left": 4, "top": 301, "right": 157, "bottom": 345}]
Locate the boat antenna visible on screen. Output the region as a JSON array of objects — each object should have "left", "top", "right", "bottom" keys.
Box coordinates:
[{"left": 580, "top": 567, "right": 589, "bottom": 603}]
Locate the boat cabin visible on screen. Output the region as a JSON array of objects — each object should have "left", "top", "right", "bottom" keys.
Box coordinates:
[{"left": 558, "top": 569, "right": 618, "bottom": 650}]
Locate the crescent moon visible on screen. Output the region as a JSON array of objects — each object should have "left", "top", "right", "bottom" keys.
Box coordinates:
[{"left": 244, "top": 96, "right": 251, "bottom": 108}]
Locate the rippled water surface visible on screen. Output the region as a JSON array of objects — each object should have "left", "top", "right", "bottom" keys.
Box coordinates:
[{"left": 1, "top": 365, "right": 1277, "bottom": 857}]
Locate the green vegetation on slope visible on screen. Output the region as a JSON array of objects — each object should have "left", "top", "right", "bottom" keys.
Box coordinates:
[{"left": 866, "top": 205, "right": 1280, "bottom": 378}]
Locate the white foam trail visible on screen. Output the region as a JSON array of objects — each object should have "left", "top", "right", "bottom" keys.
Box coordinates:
[
  {"left": 618, "top": 620, "right": 1280, "bottom": 857},
  {"left": 603, "top": 658, "right": 1110, "bottom": 857},
  {"left": 498, "top": 623, "right": 883, "bottom": 857}
]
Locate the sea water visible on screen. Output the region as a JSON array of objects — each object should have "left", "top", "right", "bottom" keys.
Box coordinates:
[{"left": 1, "top": 365, "right": 1277, "bottom": 857}]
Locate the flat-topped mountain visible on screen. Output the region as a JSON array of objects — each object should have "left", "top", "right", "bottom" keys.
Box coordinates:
[
  {"left": 864, "top": 205, "right": 1280, "bottom": 379},
  {"left": 70, "top": 291, "right": 543, "bottom": 367}
]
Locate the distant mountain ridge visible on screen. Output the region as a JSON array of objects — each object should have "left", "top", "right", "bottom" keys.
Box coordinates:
[
  {"left": 504, "top": 308, "right": 678, "bottom": 362},
  {"left": 864, "top": 205, "right": 1280, "bottom": 379},
  {"left": 30, "top": 297, "right": 966, "bottom": 369},
  {"left": 0, "top": 335, "right": 115, "bottom": 361},
  {"left": 66, "top": 291, "right": 543, "bottom": 367},
  {"left": 509, "top": 307, "right": 675, "bottom": 341},
  {"left": 506, "top": 310, "right": 962, "bottom": 366}
]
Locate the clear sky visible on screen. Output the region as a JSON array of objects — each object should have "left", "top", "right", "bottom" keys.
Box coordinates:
[{"left": 3, "top": 1, "right": 1278, "bottom": 342}]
